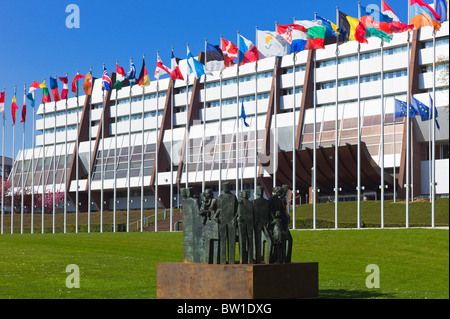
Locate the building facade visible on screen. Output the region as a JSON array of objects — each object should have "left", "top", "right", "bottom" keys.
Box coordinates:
[{"left": 8, "top": 22, "right": 449, "bottom": 212}]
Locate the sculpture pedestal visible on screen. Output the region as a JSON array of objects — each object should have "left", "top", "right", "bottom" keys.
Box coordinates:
[{"left": 156, "top": 262, "right": 319, "bottom": 299}]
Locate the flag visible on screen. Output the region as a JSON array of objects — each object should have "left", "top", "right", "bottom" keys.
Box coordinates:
[
  {"left": 240, "top": 102, "right": 249, "bottom": 127},
  {"left": 238, "top": 34, "right": 259, "bottom": 66},
  {"left": 114, "top": 63, "right": 126, "bottom": 91},
  {"left": 221, "top": 38, "right": 238, "bottom": 68},
  {"left": 317, "top": 15, "right": 341, "bottom": 38},
  {"left": 256, "top": 30, "right": 290, "bottom": 58},
  {"left": 49, "top": 76, "right": 61, "bottom": 102},
  {"left": 187, "top": 47, "right": 207, "bottom": 78},
  {"left": 138, "top": 59, "right": 150, "bottom": 87},
  {"left": 155, "top": 56, "right": 171, "bottom": 80},
  {"left": 412, "top": 95, "right": 430, "bottom": 121},
  {"left": 0, "top": 90, "right": 5, "bottom": 114},
  {"left": 409, "top": 0, "right": 441, "bottom": 31},
  {"left": 81, "top": 71, "right": 92, "bottom": 95},
  {"left": 102, "top": 66, "right": 112, "bottom": 91},
  {"left": 382, "top": 1, "right": 414, "bottom": 33},
  {"left": 435, "top": 0, "right": 448, "bottom": 22},
  {"left": 429, "top": 94, "right": 440, "bottom": 130},
  {"left": 27, "top": 81, "right": 40, "bottom": 108},
  {"left": 12, "top": 88, "right": 18, "bottom": 126},
  {"left": 125, "top": 61, "right": 136, "bottom": 87},
  {"left": 72, "top": 73, "right": 85, "bottom": 96},
  {"left": 40, "top": 81, "right": 52, "bottom": 103},
  {"left": 338, "top": 11, "right": 368, "bottom": 44},
  {"left": 20, "top": 88, "right": 26, "bottom": 123},
  {"left": 360, "top": 5, "right": 394, "bottom": 43},
  {"left": 295, "top": 20, "right": 327, "bottom": 50},
  {"left": 394, "top": 98, "right": 418, "bottom": 119},
  {"left": 276, "top": 23, "right": 308, "bottom": 53},
  {"left": 170, "top": 51, "right": 184, "bottom": 80},
  {"left": 58, "top": 76, "right": 69, "bottom": 99},
  {"left": 205, "top": 42, "right": 225, "bottom": 72}
]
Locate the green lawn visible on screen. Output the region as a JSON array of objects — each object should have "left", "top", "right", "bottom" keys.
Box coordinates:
[{"left": 0, "top": 229, "right": 448, "bottom": 299}]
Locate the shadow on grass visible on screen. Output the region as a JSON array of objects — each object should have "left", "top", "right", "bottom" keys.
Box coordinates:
[{"left": 319, "top": 289, "right": 393, "bottom": 299}]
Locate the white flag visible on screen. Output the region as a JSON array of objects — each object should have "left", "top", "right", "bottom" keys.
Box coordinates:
[{"left": 256, "top": 30, "right": 290, "bottom": 59}]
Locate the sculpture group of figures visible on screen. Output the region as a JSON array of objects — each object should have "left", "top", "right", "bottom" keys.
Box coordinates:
[{"left": 181, "top": 182, "right": 292, "bottom": 265}]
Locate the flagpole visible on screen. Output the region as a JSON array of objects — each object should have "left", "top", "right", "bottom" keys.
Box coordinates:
[
  {"left": 218, "top": 37, "right": 223, "bottom": 195},
  {"left": 430, "top": 38, "right": 436, "bottom": 228},
  {"left": 171, "top": 49, "right": 175, "bottom": 231},
  {"left": 31, "top": 89, "right": 35, "bottom": 234},
  {"left": 42, "top": 80, "right": 46, "bottom": 234},
  {"left": 21, "top": 84, "right": 26, "bottom": 234},
  {"left": 312, "top": 48, "right": 317, "bottom": 230},
  {"left": 53, "top": 77, "right": 57, "bottom": 234},
  {"left": 405, "top": 0, "right": 411, "bottom": 228},
  {"left": 290, "top": 18, "right": 297, "bottom": 230},
  {"left": 141, "top": 54, "right": 145, "bottom": 232},
  {"left": 357, "top": 2, "right": 362, "bottom": 229},
  {"left": 101, "top": 64, "right": 106, "bottom": 233},
  {"left": 75, "top": 72, "right": 80, "bottom": 233},
  {"left": 87, "top": 67, "right": 92, "bottom": 233},
  {"left": 127, "top": 58, "right": 132, "bottom": 233},
  {"left": 393, "top": 107, "right": 396, "bottom": 203},
  {"left": 335, "top": 7, "right": 340, "bottom": 229},
  {"left": 254, "top": 26, "right": 258, "bottom": 200},
  {"left": 155, "top": 51, "right": 160, "bottom": 232},
  {"left": 113, "top": 63, "right": 118, "bottom": 232},
  {"left": 202, "top": 39, "right": 207, "bottom": 193},
  {"left": 64, "top": 72, "right": 68, "bottom": 233},
  {"left": 380, "top": 40, "right": 385, "bottom": 229},
  {"left": 184, "top": 45, "right": 190, "bottom": 189},
  {"left": 273, "top": 29, "right": 278, "bottom": 191},
  {"left": 236, "top": 32, "right": 240, "bottom": 197},
  {"left": 12, "top": 85, "right": 16, "bottom": 234},
  {"left": 1, "top": 88, "right": 4, "bottom": 235}
]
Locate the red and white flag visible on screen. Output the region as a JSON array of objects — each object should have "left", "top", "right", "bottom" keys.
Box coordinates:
[
  {"left": 58, "top": 76, "right": 69, "bottom": 99},
  {"left": 0, "top": 90, "right": 5, "bottom": 114},
  {"left": 221, "top": 38, "right": 238, "bottom": 68},
  {"left": 155, "top": 56, "right": 171, "bottom": 80},
  {"left": 170, "top": 51, "right": 184, "bottom": 80}
]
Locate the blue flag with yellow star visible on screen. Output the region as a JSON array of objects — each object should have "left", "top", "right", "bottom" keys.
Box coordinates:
[{"left": 394, "top": 98, "right": 418, "bottom": 119}]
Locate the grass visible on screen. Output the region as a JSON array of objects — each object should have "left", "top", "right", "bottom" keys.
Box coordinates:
[
  {"left": 0, "top": 228, "right": 448, "bottom": 299},
  {"left": 293, "top": 198, "right": 449, "bottom": 228}
]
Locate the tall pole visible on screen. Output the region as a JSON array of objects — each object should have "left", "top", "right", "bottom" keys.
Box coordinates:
[
  {"left": 127, "top": 58, "right": 132, "bottom": 232},
  {"left": 380, "top": 39, "right": 386, "bottom": 228},
  {"left": 254, "top": 27, "right": 258, "bottom": 199},
  {"left": 312, "top": 49, "right": 317, "bottom": 230},
  {"left": 32, "top": 90, "right": 36, "bottom": 233},
  {"left": 335, "top": 7, "right": 340, "bottom": 229},
  {"left": 202, "top": 39, "right": 207, "bottom": 193},
  {"left": 53, "top": 77, "right": 57, "bottom": 234},
  {"left": 184, "top": 45, "right": 190, "bottom": 189},
  {"left": 64, "top": 72, "right": 68, "bottom": 233},
  {"left": 75, "top": 72, "right": 79, "bottom": 233},
  {"left": 141, "top": 54, "right": 146, "bottom": 232},
  {"left": 42, "top": 81, "right": 46, "bottom": 234},
  {"left": 218, "top": 38, "right": 223, "bottom": 195},
  {"left": 113, "top": 62, "right": 118, "bottom": 232},
  {"left": 405, "top": 0, "right": 411, "bottom": 227},
  {"left": 291, "top": 18, "right": 297, "bottom": 230},
  {"left": 101, "top": 64, "right": 105, "bottom": 233},
  {"left": 357, "top": 2, "right": 362, "bottom": 229},
  {"left": 431, "top": 8, "right": 436, "bottom": 227},
  {"left": 155, "top": 51, "right": 160, "bottom": 232},
  {"left": 171, "top": 49, "right": 175, "bottom": 231},
  {"left": 88, "top": 67, "right": 92, "bottom": 233},
  {"left": 236, "top": 32, "right": 240, "bottom": 197},
  {"left": 12, "top": 85, "right": 16, "bottom": 234},
  {"left": 21, "top": 84, "right": 26, "bottom": 234},
  {"left": 1, "top": 88, "right": 5, "bottom": 235}
]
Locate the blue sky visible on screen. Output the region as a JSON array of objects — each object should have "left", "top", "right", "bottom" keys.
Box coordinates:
[{"left": 0, "top": 0, "right": 410, "bottom": 159}]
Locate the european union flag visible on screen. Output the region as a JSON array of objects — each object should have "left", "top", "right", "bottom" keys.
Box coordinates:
[
  {"left": 394, "top": 98, "right": 418, "bottom": 119},
  {"left": 412, "top": 96, "right": 430, "bottom": 121}
]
